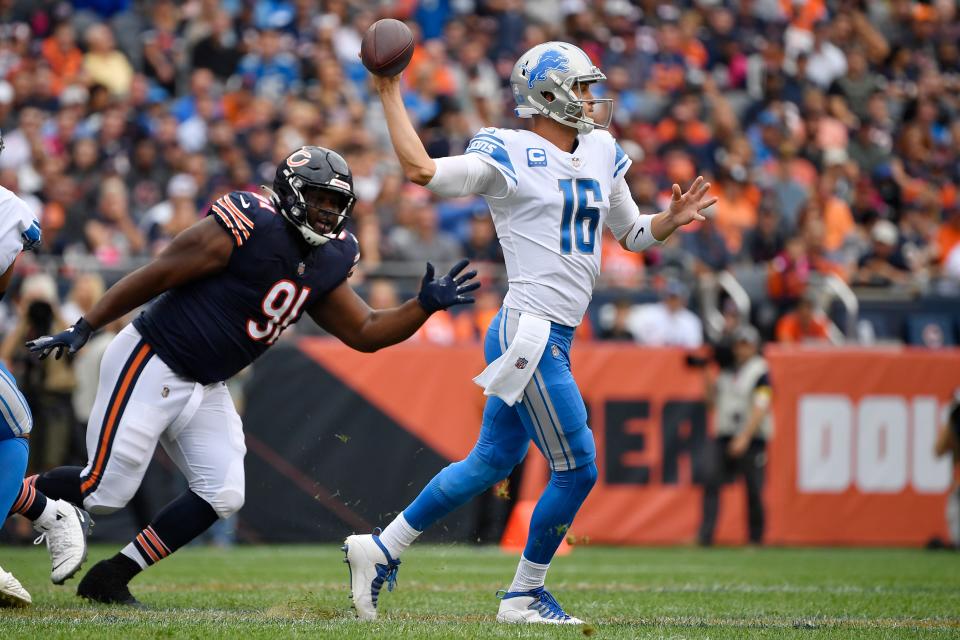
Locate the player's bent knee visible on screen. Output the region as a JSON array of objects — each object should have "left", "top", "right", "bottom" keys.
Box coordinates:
[
  {"left": 552, "top": 461, "right": 598, "bottom": 497},
  {"left": 205, "top": 489, "right": 244, "bottom": 519},
  {"left": 82, "top": 496, "right": 125, "bottom": 516},
  {"left": 435, "top": 452, "right": 511, "bottom": 503}
]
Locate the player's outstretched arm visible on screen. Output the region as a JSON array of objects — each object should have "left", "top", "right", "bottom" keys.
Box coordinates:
[
  {"left": 650, "top": 176, "right": 717, "bottom": 242},
  {"left": 610, "top": 176, "right": 718, "bottom": 253},
  {"left": 371, "top": 74, "right": 437, "bottom": 185},
  {"left": 309, "top": 259, "right": 479, "bottom": 353},
  {"left": 26, "top": 217, "right": 233, "bottom": 360}
]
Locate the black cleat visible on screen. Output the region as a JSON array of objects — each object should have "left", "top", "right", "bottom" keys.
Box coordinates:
[{"left": 76, "top": 558, "right": 144, "bottom": 607}]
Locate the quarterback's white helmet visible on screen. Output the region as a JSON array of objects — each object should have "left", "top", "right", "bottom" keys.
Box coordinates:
[{"left": 510, "top": 41, "right": 612, "bottom": 135}]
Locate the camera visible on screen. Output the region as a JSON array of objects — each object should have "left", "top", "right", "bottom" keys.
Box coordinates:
[
  {"left": 26, "top": 300, "right": 54, "bottom": 335},
  {"left": 685, "top": 354, "right": 710, "bottom": 368}
]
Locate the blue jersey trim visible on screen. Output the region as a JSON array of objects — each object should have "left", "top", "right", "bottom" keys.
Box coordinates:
[
  {"left": 613, "top": 142, "right": 630, "bottom": 178},
  {"left": 466, "top": 148, "right": 518, "bottom": 185}
]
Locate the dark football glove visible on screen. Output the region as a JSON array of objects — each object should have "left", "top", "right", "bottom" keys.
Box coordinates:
[
  {"left": 417, "top": 259, "right": 480, "bottom": 313},
  {"left": 26, "top": 317, "right": 94, "bottom": 360}
]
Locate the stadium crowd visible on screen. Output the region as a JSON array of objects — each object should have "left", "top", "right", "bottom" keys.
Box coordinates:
[{"left": 0, "top": 0, "right": 957, "bottom": 351}]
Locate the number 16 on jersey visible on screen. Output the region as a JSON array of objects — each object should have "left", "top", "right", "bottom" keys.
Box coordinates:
[{"left": 559, "top": 178, "right": 601, "bottom": 255}]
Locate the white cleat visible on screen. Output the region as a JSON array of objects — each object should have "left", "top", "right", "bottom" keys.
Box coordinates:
[
  {"left": 0, "top": 566, "right": 31, "bottom": 607},
  {"left": 342, "top": 533, "right": 400, "bottom": 621},
  {"left": 496, "top": 587, "right": 584, "bottom": 624},
  {"left": 33, "top": 499, "right": 93, "bottom": 585}
]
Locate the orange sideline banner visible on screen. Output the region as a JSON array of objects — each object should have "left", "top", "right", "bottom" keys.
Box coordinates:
[{"left": 299, "top": 340, "right": 958, "bottom": 546}]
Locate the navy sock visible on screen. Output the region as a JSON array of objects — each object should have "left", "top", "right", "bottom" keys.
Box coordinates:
[
  {"left": 8, "top": 474, "right": 48, "bottom": 520},
  {"left": 34, "top": 466, "right": 84, "bottom": 506},
  {"left": 121, "top": 491, "right": 219, "bottom": 570}
]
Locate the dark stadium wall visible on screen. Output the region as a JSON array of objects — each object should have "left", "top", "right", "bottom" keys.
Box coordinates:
[{"left": 241, "top": 344, "right": 480, "bottom": 543}]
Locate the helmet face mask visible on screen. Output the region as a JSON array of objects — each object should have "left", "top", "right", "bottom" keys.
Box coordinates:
[
  {"left": 271, "top": 146, "right": 356, "bottom": 246},
  {"left": 511, "top": 42, "right": 613, "bottom": 135}
]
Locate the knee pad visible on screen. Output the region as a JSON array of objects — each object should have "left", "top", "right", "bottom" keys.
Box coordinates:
[
  {"left": 83, "top": 479, "right": 139, "bottom": 515},
  {"left": 471, "top": 438, "right": 528, "bottom": 473},
  {"left": 551, "top": 461, "right": 598, "bottom": 497},
  {"left": 83, "top": 499, "right": 124, "bottom": 516},
  {"left": 197, "top": 488, "right": 244, "bottom": 519},
  {"left": 434, "top": 450, "right": 513, "bottom": 506}
]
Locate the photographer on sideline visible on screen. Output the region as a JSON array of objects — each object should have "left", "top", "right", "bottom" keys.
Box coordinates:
[
  {"left": 697, "top": 325, "right": 772, "bottom": 546},
  {"left": 934, "top": 389, "right": 960, "bottom": 549},
  {"left": 0, "top": 274, "right": 77, "bottom": 470}
]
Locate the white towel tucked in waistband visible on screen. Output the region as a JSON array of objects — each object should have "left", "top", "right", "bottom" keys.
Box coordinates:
[{"left": 472, "top": 312, "right": 551, "bottom": 406}]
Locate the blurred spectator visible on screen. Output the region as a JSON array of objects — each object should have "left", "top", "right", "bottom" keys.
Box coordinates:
[
  {"left": 41, "top": 21, "right": 84, "bottom": 96},
  {"left": 630, "top": 281, "right": 703, "bottom": 348},
  {"left": 238, "top": 28, "right": 300, "bottom": 100},
  {"left": 141, "top": 174, "right": 200, "bottom": 255},
  {"left": 854, "top": 219, "right": 911, "bottom": 287},
  {"left": 387, "top": 194, "right": 461, "bottom": 264},
  {"left": 141, "top": 0, "right": 184, "bottom": 96},
  {"left": 461, "top": 212, "right": 502, "bottom": 263},
  {"left": 86, "top": 177, "right": 146, "bottom": 263},
  {"left": 596, "top": 298, "right": 636, "bottom": 342},
  {"left": 698, "top": 324, "right": 772, "bottom": 547},
  {"left": 82, "top": 23, "right": 133, "bottom": 97},
  {"left": 743, "top": 204, "right": 787, "bottom": 264},
  {"left": 190, "top": 9, "right": 242, "bottom": 81},
  {"left": 679, "top": 219, "right": 731, "bottom": 276},
  {"left": 61, "top": 272, "right": 106, "bottom": 325},
  {"left": 775, "top": 293, "right": 835, "bottom": 344}
]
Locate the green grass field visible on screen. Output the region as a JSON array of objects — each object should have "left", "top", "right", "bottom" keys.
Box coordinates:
[{"left": 1, "top": 544, "right": 958, "bottom": 639}]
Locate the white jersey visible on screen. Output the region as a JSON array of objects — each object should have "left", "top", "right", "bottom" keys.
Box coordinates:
[
  {"left": 465, "top": 127, "right": 632, "bottom": 326},
  {"left": 0, "top": 185, "right": 39, "bottom": 274}
]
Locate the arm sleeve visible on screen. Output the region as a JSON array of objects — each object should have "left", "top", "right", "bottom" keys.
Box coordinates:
[
  {"left": 425, "top": 154, "right": 509, "bottom": 199},
  {"left": 605, "top": 175, "right": 661, "bottom": 251}
]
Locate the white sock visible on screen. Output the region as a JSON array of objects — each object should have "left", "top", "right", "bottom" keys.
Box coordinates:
[
  {"left": 33, "top": 499, "right": 60, "bottom": 531},
  {"left": 121, "top": 544, "right": 149, "bottom": 570},
  {"left": 509, "top": 555, "right": 549, "bottom": 593},
  {"left": 377, "top": 513, "right": 421, "bottom": 559}
]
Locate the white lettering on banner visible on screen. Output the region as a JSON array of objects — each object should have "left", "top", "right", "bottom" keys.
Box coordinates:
[
  {"left": 797, "top": 394, "right": 952, "bottom": 494},
  {"left": 913, "top": 396, "right": 954, "bottom": 493},
  {"left": 856, "top": 396, "right": 907, "bottom": 492},
  {"left": 798, "top": 395, "right": 851, "bottom": 492}
]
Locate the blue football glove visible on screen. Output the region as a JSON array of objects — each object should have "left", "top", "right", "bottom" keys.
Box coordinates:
[
  {"left": 26, "top": 317, "right": 94, "bottom": 360},
  {"left": 417, "top": 259, "right": 480, "bottom": 313}
]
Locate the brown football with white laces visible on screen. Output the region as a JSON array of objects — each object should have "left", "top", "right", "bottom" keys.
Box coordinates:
[{"left": 360, "top": 19, "right": 415, "bottom": 77}]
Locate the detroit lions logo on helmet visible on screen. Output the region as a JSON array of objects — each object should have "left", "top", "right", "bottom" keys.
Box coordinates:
[{"left": 525, "top": 50, "right": 570, "bottom": 89}]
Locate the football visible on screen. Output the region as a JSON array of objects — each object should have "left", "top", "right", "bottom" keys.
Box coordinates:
[{"left": 360, "top": 19, "right": 414, "bottom": 77}]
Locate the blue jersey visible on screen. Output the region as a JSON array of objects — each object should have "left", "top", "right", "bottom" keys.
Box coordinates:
[{"left": 134, "top": 191, "right": 359, "bottom": 384}]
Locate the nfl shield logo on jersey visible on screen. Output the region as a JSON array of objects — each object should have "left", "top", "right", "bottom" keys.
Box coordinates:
[
  {"left": 514, "top": 357, "right": 528, "bottom": 369},
  {"left": 297, "top": 262, "right": 306, "bottom": 276}
]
